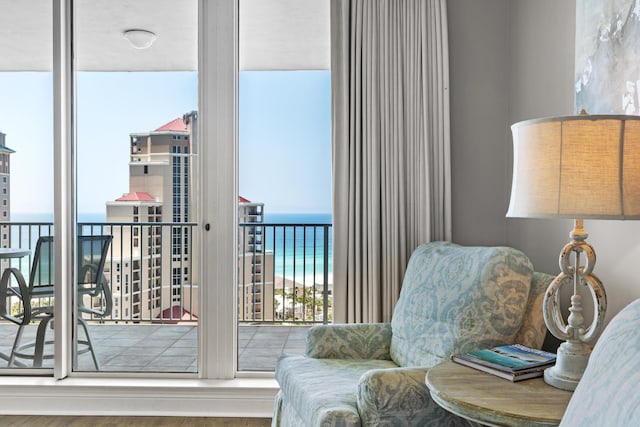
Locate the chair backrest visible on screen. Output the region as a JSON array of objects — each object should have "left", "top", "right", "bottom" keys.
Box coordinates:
[
  {"left": 77, "top": 235, "right": 113, "bottom": 318},
  {"left": 28, "top": 235, "right": 113, "bottom": 289},
  {"left": 390, "top": 241, "right": 536, "bottom": 368},
  {"left": 29, "top": 236, "right": 55, "bottom": 290},
  {"left": 77, "top": 235, "right": 111, "bottom": 286}
]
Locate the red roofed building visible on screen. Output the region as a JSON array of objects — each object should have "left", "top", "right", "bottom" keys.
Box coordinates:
[
  {"left": 102, "top": 112, "right": 270, "bottom": 323},
  {"left": 155, "top": 117, "right": 188, "bottom": 132},
  {"left": 115, "top": 191, "right": 156, "bottom": 202},
  {"left": 154, "top": 305, "right": 198, "bottom": 324},
  {"left": 105, "top": 112, "right": 198, "bottom": 322}
]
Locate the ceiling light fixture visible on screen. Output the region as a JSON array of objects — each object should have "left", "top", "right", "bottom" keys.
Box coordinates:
[{"left": 123, "top": 29, "right": 157, "bottom": 49}]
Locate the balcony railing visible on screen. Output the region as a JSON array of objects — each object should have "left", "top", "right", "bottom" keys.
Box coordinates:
[
  {"left": 238, "top": 222, "right": 333, "bottom": 325},
  {"left": 0, "top": 221, "right": 333, "bottom": 326}
]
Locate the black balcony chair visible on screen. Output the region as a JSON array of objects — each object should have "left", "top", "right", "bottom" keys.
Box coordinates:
[
  {"left": 75, "top": 234, "right": 113, "bottom": 370},
  {"left": 0, "top": 236, "right": 55, "bottom": 368},
  {"left": 0, "top": 235, "right": 112, "bottom": 369}
]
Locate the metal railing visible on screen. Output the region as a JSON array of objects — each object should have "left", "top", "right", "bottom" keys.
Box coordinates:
[
  {"left": 1, "top": 221, "right": 333, "bottom": 326},
  {"left": 238, "top": 222, "right": 333, "bottom": 325},
  {"left": 78, "top": 222, "right": 198, "bottom": 324}
]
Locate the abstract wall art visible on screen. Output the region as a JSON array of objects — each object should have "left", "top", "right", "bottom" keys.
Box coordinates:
[{"left": 575, "top": 0, "right": 640, "bottom": 115}]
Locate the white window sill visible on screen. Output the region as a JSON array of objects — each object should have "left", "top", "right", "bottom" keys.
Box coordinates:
[{"left": 0, "top": 377, "right": 279, "bottom": 417}]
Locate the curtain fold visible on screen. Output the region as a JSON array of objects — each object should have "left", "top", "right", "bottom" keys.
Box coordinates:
[{"left": 331, "top": 0, "right": 451, "bottom": 323}]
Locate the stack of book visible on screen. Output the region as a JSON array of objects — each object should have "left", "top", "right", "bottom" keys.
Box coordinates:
[{"left": 451, "top": 343, "right": 556, "bottom": 382}]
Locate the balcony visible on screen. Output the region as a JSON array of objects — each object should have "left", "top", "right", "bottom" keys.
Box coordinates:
[
  {"left": 0, "top": 221, "right": 331, "bottom": 372},
  {"left": 0, "top": 322, "right": 308, "bottom": 372}
]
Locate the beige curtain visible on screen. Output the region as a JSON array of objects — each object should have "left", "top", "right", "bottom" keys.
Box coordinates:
[{"left": 331, "top": 0, "right": 451, "bottom": 323}]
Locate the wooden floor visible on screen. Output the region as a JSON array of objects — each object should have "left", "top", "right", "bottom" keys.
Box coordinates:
[{"left": 0, "top": 417, "right": 272, "bottom": 427}]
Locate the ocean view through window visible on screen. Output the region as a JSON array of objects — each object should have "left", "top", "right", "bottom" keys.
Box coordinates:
[
  {"left": 0, "top": 1, "right": 334, "bottom": 416},
  {"left": 1, "top": 2, "right": 330, "bottom": 375},
  {"left": 238, "top": 68, "right": 332, "bottom": 370},
  {"left": 8, "top": 210, "right": 332, "bottom": 372}
]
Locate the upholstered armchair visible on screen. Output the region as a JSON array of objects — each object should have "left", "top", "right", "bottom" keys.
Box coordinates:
[{"left": 272, "top": 241, "right": 553, "bottom": 426}]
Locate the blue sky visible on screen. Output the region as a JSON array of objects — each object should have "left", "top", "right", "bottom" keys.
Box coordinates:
[
  {"left": 239, "top": 71, "right": 331, "bottom": 213},
  {"left": 0, "top": 70, "right": 331, "bottom": 218}
]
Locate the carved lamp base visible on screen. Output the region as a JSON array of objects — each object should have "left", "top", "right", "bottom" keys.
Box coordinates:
[{"left": 542, "top": 219, "right": 606, "bottom": 391}]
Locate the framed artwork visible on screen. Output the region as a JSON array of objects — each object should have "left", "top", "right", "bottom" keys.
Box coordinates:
[{"left": 575, "top": 0, "right": 640, "bottom": 115}]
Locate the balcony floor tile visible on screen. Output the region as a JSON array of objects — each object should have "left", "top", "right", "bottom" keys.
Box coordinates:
[{"left": 0, "top": 323, "right": 310, "bottom": 373}]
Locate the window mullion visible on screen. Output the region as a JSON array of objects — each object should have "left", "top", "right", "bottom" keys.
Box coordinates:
[
  {"left": 199, "top": 0, "right": 238, "bottom": 379},
  {"left": 52, "top": 0, "right": 75, "bottom": 379}
]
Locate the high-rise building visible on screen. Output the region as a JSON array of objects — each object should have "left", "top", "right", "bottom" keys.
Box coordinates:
[
  {"left": 105, "top": 112, "right": 198, "bottom": 321},
  {"left": 104, "top": 113, "right": 274, "bottom": 323},
  {"left": 237, "top": 198, "right": 275, "bottom": 321},
  {"left": 0, "top": 132, "right": 15, "bottom": 250}
]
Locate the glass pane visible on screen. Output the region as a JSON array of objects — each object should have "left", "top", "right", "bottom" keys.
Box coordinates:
[
  {"left": 74, "top": 0, "right": 199, "bottom": 373},
  {"left": 238, "top": 75, "right": 332, "bottom": 372},
  {"left": 0, "top": 1, "right": 54, "bottom": 371}
]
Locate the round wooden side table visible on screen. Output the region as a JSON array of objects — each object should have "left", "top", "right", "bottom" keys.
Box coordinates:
[{"left": 426, "top": 360, "right": 573, "bottom": 426}]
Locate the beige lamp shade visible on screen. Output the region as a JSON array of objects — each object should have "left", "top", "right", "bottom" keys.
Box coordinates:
[{"left": 507, "top": 114, "right": 640, "bottom": 219}]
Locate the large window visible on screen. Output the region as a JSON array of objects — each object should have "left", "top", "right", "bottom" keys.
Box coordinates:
[
  {"left": 0, "top": 0, "right": 327, "bottom": 417},
  {"left": 237, "top": 0, "right": 331, "bottom": 372},
  {"left": 74, "top": 1, "right": 199, "bottom": 374},
  {"left": 237, "top": 71, "right": 332, "bottom": 372},
  {"left": 0, "top": 0, "right": 54, "bottom": 374},
  {"left": 0, "top": 0, "right": 204, "bottom": 377},
  {"left": 75, "top": 71, "right": 198, "bottom": 373}
]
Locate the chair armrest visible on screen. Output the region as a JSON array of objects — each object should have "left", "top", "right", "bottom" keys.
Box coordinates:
[
  {"left": 306, "top": 323, "right": 392, "bottom": 359},
  {"left": 78, "top": 278, "right": 112, "bottom": 317},
  {"left": 357, "top": 367, "right": 476, "bottom": 426},
  {"left": 0, "top": 267, "right": 30, "bottom": 325}
]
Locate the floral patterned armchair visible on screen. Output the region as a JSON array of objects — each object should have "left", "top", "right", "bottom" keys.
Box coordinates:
[{"left": 272, "top": 241, "right": 553, "bottom": 426}]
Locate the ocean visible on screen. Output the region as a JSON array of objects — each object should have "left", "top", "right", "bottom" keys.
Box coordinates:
[{"left": 263, "top": 213, "right": 333, "bottom": 285}]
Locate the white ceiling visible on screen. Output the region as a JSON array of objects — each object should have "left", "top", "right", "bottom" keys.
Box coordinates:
[
  {"left": 0, "top": 0, "right": 329, "bottom": 72},
  {"left": 240, "top": 0, "right": 329, "bottom": 70}
]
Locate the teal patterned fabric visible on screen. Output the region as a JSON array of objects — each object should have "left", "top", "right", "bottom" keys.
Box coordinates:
[
  {"left": 514, "top": 271, "right": 554, "bottom": 349},
  {"left": 390, "top": 242, "right": 534, "bottom": 367},
  {"left": 275, "top": 354, "right": 398, "bottom": 426},
  {"left": 273, "top": 241, "right": 546, "bottom": 427},
  {"left": 272, "top": 391, "right": 306, "bottom": 427},
  {"left": 357, "top": 367, "right": 474, "bottom": 426},
  {"left": 560, "top": 298, "right": 640, "bottom": 426},
  {"left": 306, "top": 323, "right": 392, "bottom": 359}
]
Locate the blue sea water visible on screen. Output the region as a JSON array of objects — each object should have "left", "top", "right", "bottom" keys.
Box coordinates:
[{"left": 263, "top": 213, "right": 333, "bottom": 284}]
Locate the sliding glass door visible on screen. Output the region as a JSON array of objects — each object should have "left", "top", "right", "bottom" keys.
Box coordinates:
[
  {"left": 0, "top": 0, "right": 55, "bottom": 373},
  {"left": 237, "top": 0, "right": 332, "bottom": 372},
  {"left": 0, "top": 0, "right": 239, "bottom": 384},
  {"left": 73, "top": 0, "right": 199, "bottom": 373}
]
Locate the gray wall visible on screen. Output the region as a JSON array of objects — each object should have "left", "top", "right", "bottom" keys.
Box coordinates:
[
  {"left": 448, "top": 0, "right": 640, "bottom": 324},
  {"left": 448, "top": 0, "right": 511, "bottom": 246}
]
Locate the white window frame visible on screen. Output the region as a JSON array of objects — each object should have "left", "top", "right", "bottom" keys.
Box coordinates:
[{"left": 0, "top": 0, "right": 277, "bottom": 417}]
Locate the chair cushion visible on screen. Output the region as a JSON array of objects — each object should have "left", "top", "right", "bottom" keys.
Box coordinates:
[
  {"left": 390, "top": 241, "right": 533, "bottom": 367},
  {"left": 275, "top": 354, "right": 397, "bottom": 427}
]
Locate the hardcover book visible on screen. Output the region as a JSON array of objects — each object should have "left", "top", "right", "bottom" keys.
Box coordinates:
[{"left": 451, "top": 344, "right": 556, "bottom": 382}]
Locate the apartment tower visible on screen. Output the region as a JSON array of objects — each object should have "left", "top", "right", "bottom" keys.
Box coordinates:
[
  {"left": 105, "top": 112, "right": 199, "bottom": 322},
  {"left": 238, "top": 198, "right": 275, "bottom": 321},
  {"left": 0, "top": 132, "right": 14, "bottom": 250}
]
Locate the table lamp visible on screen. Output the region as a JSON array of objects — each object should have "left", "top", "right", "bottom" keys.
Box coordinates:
[{"left": 507, "top": 111, "right": 640, "bottom": 391}]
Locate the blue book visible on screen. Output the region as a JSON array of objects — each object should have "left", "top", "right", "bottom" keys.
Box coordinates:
[{"left": 451, "top": 344, "right": 556, "bottom": 381}]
